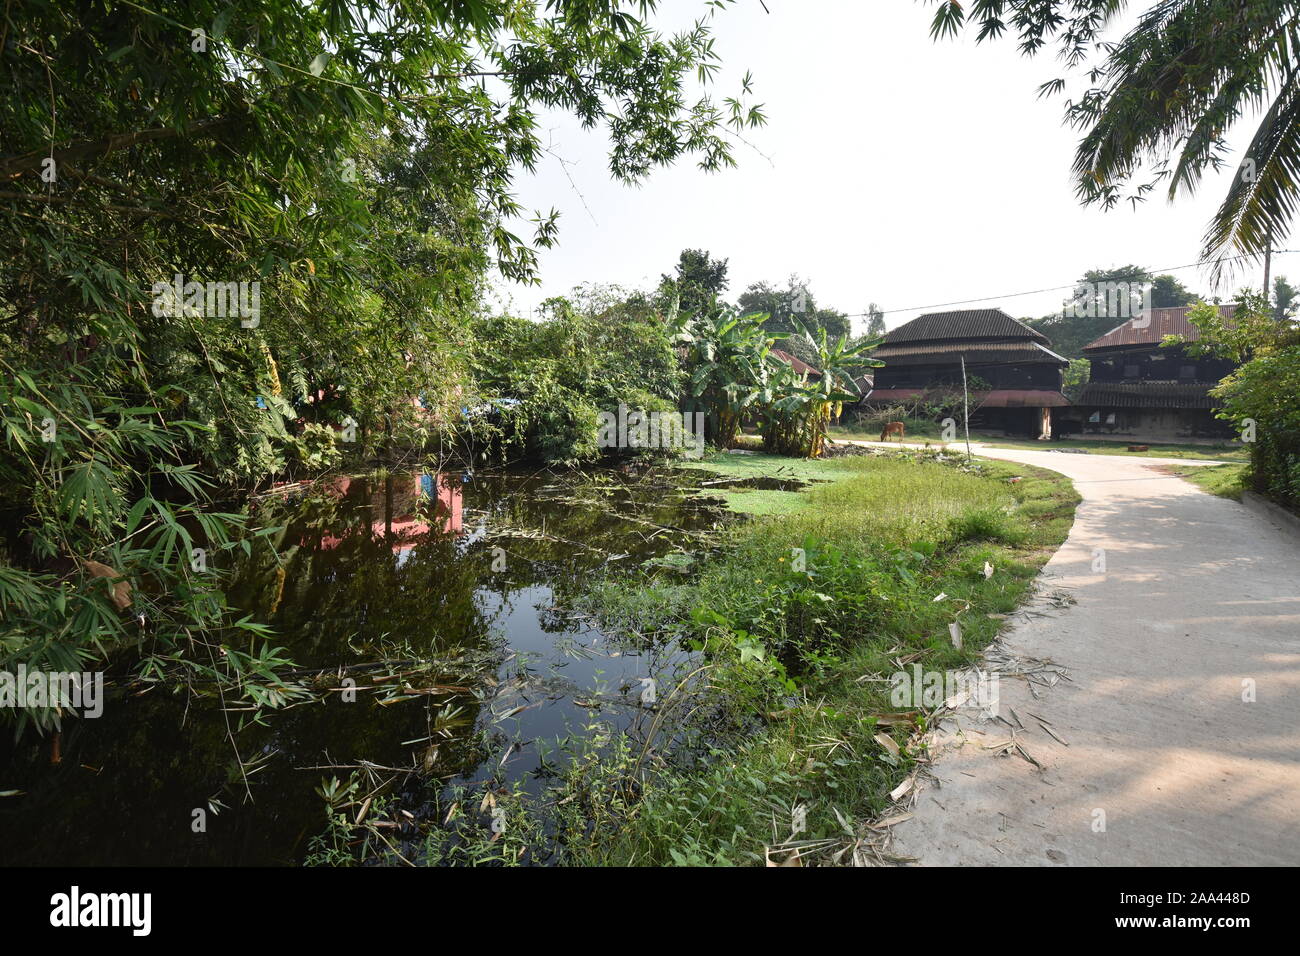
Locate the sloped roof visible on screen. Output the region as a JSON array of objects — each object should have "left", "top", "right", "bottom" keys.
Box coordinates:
[
  {"left": 864, "top": 387, "right": 1069, "bottom": 408},
  {"left": 872, "top": 340, "right": 1067, "bottom": 367},
  {"left": 770, "top": 349, "right": 822, "bottom": 378},
  {"left": 1077, "top": 380, "right": 1217, "bottom": 409},
  {"left": 883, "top": 308, "right": 1050, "bottom": 346},
  {"left": 1083, "top": 304, "right": 1237, "bottom": 352}
]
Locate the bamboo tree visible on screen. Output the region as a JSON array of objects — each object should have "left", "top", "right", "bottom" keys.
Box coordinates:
[{"left": 0, "top": 0, "right": 763, "bottom": 733}]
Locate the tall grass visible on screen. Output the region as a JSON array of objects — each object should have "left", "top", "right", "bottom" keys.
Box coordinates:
[
  {"left": 304, "top": 452, "right": 1079, "bottom": 866},
  {"left": 564, "top": 452, "right": 1077, "bottom": 866}
]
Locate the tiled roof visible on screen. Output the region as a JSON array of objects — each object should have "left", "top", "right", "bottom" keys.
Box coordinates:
[
  {"left": 883, "top": 308, "right": 1050, "bottom": 345},
  {"left": 1082, "top": 304, "right": 1237, "bottom": 352},
  {"left": 1077, "top": 380, "right": 1217, "bottom": 409},
  {"left": 872, "top": 340, "right": 1067, "bottom": 366},
  {"left": 770, "top": 349, "right": 821, "bottom": 378},
  {"left": 851, "top": 373, "right": 874, "bottom": 394}
]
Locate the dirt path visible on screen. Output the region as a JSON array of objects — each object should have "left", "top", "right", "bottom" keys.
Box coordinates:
[{"left": 867, "top": 443, "right": 1300, "bottom": 866}]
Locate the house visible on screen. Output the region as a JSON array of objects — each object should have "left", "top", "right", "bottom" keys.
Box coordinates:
[
  {"left": 864, "top": 308, "right": 1069, "bottom": 438},
  {"left": 769, "top": 349, "right": 875, "bottom": 425},
  {"left": 770, "top": 348, "right": 822, "bottom": 380},
  {"left": 770, "top": 349, "right": 879, "bottom": 401},
  {"left": 1075, "top": 304, "right": 1238, "bottom": 440}
]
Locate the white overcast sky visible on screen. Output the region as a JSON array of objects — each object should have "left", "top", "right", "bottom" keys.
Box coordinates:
[{"left": 489, "top": 0, "right": 1284, "bottom": 335}]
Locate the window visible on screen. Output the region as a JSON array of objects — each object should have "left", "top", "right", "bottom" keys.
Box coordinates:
[
  {"left": 1123, "top": 364, "right": 1139, "bottom": 378},
  {"left": 1179, "top": 364, "right": 1196, "bottom": 379}
]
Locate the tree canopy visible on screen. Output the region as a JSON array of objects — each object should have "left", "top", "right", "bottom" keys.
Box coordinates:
[
  {"left": 1024, "top": 264, "right": 1201, "bottom": 359},
  {"left": 737, "top": 278, "right": 851, "bottom": 366},
  {"left": 661, "top": 248, "right": 731, "bottom": 318},
  {"left": 0, "top": 0, "right": 763, "bottom": 731}
]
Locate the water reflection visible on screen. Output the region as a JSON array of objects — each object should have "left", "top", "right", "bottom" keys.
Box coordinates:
[
  {"left": 0, "top": 467, "right": 726, "bottom": 865},
  {"left": 315, "top": 473, "right": 464, "bottom": 553}
]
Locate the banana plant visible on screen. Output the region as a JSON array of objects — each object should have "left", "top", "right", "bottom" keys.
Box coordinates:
[
  {"left": 679, "top": 301, "right": 776, "bottom": 449},
  {"left": 763, "top": 318, "right": 882, "bottom": 457}
]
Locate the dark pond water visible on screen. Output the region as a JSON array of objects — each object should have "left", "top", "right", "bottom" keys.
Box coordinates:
[{"left": 0, "top": 466, "right": 730, "bottom": 865}]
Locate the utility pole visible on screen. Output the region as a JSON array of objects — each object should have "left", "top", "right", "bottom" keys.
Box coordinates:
[
  {"left": 960, "top": 356, "right": 972, "bottom": 464},
  {"left": 1264, "top": 227, "right": 1274, "bottom": 301}
]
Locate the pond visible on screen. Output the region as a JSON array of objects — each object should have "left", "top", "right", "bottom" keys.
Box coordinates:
[{"left": 0, "top": 465, "right": 732, "bottom": 865}]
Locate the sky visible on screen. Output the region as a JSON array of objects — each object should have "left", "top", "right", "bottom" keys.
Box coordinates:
[{"left": 488, "top": 0, "right": 1285, "bottom": 335}]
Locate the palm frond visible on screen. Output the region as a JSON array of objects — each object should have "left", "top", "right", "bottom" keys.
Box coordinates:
[{"left": 1204, "top": 72, "right": 1300, "bottom": 279}]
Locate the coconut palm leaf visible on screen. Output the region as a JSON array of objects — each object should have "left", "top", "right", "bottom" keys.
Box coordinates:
[
  {"left": 930, "top": 0, "right": 1300, "bottom": 278},
  {"left": 1204, "top": 72, "right": 1300, "bottom": 274}
]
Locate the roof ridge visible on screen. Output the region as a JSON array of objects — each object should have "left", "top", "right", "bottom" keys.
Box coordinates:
[
  {"left": 884, "top": 307, "right": 1051, "bottom": 346},
  {"left": 1082, "top": 302, "right": 1237, "bottom": 351},
  {"left": 1033, "top": 341, "right": 1069, "bottom": 363}
]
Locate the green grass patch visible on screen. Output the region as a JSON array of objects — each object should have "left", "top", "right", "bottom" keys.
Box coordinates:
[
  {"left": 682, "top": 451, "right": 866, "bottom": 515},
  {"left": 681, "top": 450, "right": 850, "bottom": 482},
  {"left": 1166, "top": 462, "right": 1248, "bottom": 500},
  {"left": 562, "top": 449, "right": 1079, "bottom": 866},
  {"left": 705, "top": 488, "right": 806, "bottom": 515}
]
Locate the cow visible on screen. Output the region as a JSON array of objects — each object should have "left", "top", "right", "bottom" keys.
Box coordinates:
[{"left": 880, "top": 421, "right": 905, "bottom": 442}]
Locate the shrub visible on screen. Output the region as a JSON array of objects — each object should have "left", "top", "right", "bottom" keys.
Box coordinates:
[
  {"left": 1181, "top": 294, "right": 1300, "bottom": 513},
  {"left": 950, "top": 505, "right": 1025, "bottom": 544},
  {"left": 290, "top": 423, "right": 344, "bottom": 472}
]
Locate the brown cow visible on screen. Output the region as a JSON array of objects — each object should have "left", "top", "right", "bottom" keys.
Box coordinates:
[{"left": 880, "top": 421, "right": 905, "bottom": 442}]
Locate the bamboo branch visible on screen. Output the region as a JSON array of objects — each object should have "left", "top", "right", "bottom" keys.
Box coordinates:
[{"left": 0, "top": 115, "right": 239, "bottom": 179}]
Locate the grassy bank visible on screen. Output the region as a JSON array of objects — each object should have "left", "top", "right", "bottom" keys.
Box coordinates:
[
  {"left": 1165, "top": 461, "right": 1249, "bottom": 500},
  {"left": 564, "top": 449, "right": 1078, "bottom": 865}
]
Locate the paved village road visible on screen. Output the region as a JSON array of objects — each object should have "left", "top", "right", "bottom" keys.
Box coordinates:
[{"left": 866, "top": 443, "right": 1300, "bottom": 866}]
